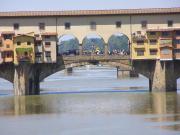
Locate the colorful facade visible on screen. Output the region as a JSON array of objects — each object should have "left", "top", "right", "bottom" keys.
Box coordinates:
[
  {"left": 0, "top": 36, "right": 3, "bottom": 63},
  {"left": 41, "top": 32, "right": 57, "bottom": 63},
  {"left": 35, "top": 34, "right": 43, "bottom": 63},
  {"left": 13, "top": 33, "right": 35, "bottom": 65},
  {"left": 132, "top": 28, "right": 180, "bottom": 61},
  {"left": 1, "top": 31, "right": 14, "bottom": 63}
]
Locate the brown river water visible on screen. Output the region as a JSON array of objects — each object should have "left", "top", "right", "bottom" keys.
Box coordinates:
[{"left": 0, "top": 65, "right": 179, "bottom": 135}]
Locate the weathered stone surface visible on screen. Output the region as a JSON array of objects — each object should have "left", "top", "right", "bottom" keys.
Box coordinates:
[
  {"left": 14, "top": 63, "right": 40, "bottom": 95},
  {"left": 133, "top": 60, "right": 177, "bottom": 92},
  {"left": 151, "top": 61, "right": 176, "bottom": 92}
]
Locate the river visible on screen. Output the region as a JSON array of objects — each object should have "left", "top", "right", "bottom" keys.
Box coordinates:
[{"left": 0, "top": 65, "right": 180, "bottom": 135}]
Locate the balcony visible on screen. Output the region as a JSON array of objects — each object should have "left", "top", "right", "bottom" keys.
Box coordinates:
[
  {"left": 160, "top": 48, "right": 173, "bottom": 60},
  {"left": 4, "top": 57, "right": 13, "bottom": 62},
  {"left": 17, "top": 55, "right": 32, "bottom": 63},
  {"left": 132, "top": 33, "right": 146, "bottom": 42},
  {"left": 174, "top": 49, "right": 180, "bottom": 59},
  {"left": 147, "top": 32, "right": 159, "bottom": 39},
  {"left": 174, "top": 38, "right": 180, "bottom": 49},
  {"left": 159, "top": 39, "right": 172, "bottom": 48}
]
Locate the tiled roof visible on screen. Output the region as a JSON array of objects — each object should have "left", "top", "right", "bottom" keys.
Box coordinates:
[
  {"left": 14, "top": 34, "right": 34, "bottom": 37},
  {"left": 147, "top": 28, "right": 180, "bottom": 32},
  {"left": 0, "top": 7, "right": 180, "bottom": 17},
  {"left": 41, "top": 32, "right": 57, "bottom": 36},
  {"left": 1, "top": 31, "right": 15, "bottom": 34}
]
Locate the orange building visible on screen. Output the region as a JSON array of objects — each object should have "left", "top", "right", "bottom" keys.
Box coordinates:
[
  {"left": 0, "top": 36, "right": 3, "bottom": 63},
  {"left": 174, "top": 29, "right": 180, "bottom": 59},
  {"left": 1, "top": 31, "right": 14, "bottom": 63},
  {"left": 159, "top": 29, "right": 173, "bottom": 60}
]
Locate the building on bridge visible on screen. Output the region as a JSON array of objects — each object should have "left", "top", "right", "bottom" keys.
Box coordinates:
[
  {"left": 13, "top": 33, "right": 35, "bottom": 65},
  {"left": 0, "top": 31, "right": 14, "bottom": 63},
  {"left": 41, "top": 32, "right": 57, "bottom": 63},
  {"left": 0, "top": 8, "right": 179, "bottom": 95},
  {"left": 34, "top": 34, "right": 43, "bottom": 63},
  {"left": 0, "top": 36, "right": 3, "bottom": 63},
  {"left": 132, "top": 28, "right": 180, "bottom": 60}
]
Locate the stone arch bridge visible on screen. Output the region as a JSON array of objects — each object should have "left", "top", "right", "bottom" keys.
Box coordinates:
[
  {"left": 0, "top": 55, "right": 131, "bottom": 95},
  {"left": 1, "top": 55, "right": 180, "bottom": 95},
  {"left": 0, "top": 8, "right": 180, "bottom": 95}
]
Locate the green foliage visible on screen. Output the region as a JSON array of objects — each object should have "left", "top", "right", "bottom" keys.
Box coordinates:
[
  {"left": 58, "top": 34, "right": 129, "bottom": 54},
  {"left": 108, "top": 35, "right": 129, "bottom": 52},
  {"left": 58, "top": 38, "right": 79, "bottom": 54},
  {"left": 16, "top": 48, "right": 33, "bottom": 54}
]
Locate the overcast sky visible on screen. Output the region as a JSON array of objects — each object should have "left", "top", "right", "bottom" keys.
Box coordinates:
[{"left": 1, "top": 0, "right": 180, "bottom": 11}]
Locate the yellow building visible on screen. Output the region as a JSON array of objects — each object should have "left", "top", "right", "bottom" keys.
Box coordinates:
[
  {"left": 1, "top": 31, "right": 14, "bottom": 63},
  {"left": 132, "top": 31, "right": 150, "bottom": 60},
  {"left": 13, "top": 33, "right": 35, "bottom": 65},
  {"left": 131, "top": 28, "right": 180, "bottom": 60}
]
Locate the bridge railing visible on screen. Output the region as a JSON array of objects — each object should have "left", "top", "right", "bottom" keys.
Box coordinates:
[{"left": 62, "top": 55, "right": 130, "bottom": 61}]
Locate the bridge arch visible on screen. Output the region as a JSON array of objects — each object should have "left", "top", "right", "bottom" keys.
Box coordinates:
[
  {"left": 82, "top": 34, "right": 106, "bottom": 55},
  {"left": 108, "top": 32, "right": 130, "bottom": 55},
  {"left": 40, "top": 59, "right": 132, "bottom": 82},
  {"left": 58, "top": 34, "right": 80, "bottom": 55}
]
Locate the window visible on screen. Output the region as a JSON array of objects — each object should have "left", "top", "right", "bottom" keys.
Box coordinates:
[
  {"left": 137, "top": 40, "right": 144, "bottom": 45},
  {"left": 161, "top": 48, "right": 170, "bottom": 55},
  {"left": 175, "top": 40, "right": 180, "bottom": 44},
  {"left": 175, "top": 31, "right": 180, "bottom": 36},
  {"left": 162, "top": 31, "right": 170, "bottom": 37},
  {"left": 141, "top": 21, "right": 147, "bottom": 29},
  {"left": 149, "top": 32, "right": 156, "bottom": 36},
  {"left": 3, "top": 34, "right": 12, "bottom": 40},
  {"left": 116, "top": 21, "right": 121, "bottom": 28},
  {"left": 36, "top": 41, "right": 42, "bottom": 46},
  {"left": 13, "top": 23, "right": 19, "bottom": 30},
  {"left": 6, "top": 44, "right": 10, "bottom": 48},
  {"left": 45, "top": 42, "right": 51, "bottom": 46},
  {"left": 39, "top": 23, "right": 45, "bottom": 30},
  {"left": 65, "top": 22, "right": 71, "bottom": 30},
  {"left": 150, "top": 49, "right": 157, "bottom": 55},
  {"left": 167, "top": 20, "right": 173, "bottom": 27},
  {"left": 6, "top": 52, "right": 11, "bottom": 58},
  {"left": 0, "top": 41, "right": 2, "bottom": 46},
  {"left": 45, "top": 35, "right": 50, "bottom": 39},
  {"left": 137, "top": 50, "right": 144, "bottom": 56},
  {"left": 174, "top": 49, "right": 180, "bottom": 53},
  {"left": 17, "top": 41, "right": 21, "bottom": 45},
  {"left": 90, "top": 21, "right": 96, "bottom": 30},
  {"left": 35, "top": 52, "right": 42, "bottom": 57},
  {"left": 149, "top": 39, "right": 157, "bottom": 45},
  {"left": 27, "top": 41, "right": 31, "bottom": 45},
  {"left": 45, "top": 51, "right": 51, "bottom": 57}
]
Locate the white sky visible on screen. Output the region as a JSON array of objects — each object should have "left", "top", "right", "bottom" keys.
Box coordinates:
[{"left": 1, "top": 0, "right": 180, "bottom": 11}]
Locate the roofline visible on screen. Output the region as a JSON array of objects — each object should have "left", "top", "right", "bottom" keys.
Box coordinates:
[
  {"left": 146, "top": 27, "right": 180, "bottom": 32},
  {"left": 0, "top": 7, "right": 180, "bottom": 17}
]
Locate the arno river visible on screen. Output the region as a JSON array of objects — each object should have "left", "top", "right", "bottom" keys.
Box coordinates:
[{"left": 0, "top": 66, "right": 180, "bottom": 135}]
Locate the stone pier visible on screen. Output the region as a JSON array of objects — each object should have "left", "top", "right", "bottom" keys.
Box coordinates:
[
  {"left": 133, "top": 60, "right": 177, "bottom": 92},
  {"left": 14, "top": 64, "right": 40, "bottom": 95},
  {"left": 116, "top": 67, "right": 139, "bottom": 78},
  {"left": 150, "top": 61, "right": 176, "bottom": 92},
  {"left": 64, "top": 67, "right": 73, "bottom": 74}
]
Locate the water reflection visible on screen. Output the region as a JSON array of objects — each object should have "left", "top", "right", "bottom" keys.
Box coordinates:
[
  {"left": 0, "top": 66, "right": 180, "bottom": 134},
  {"left": 0, "top": 92, "right": 179, "bottom": 116}
]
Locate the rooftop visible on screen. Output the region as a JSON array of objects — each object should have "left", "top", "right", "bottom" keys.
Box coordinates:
[
  {"left": 147, "top": 28, "right": 180, "bottom": 32},
  {"left": 0, "top": 7, "right": 180, "bottom": 17}
]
